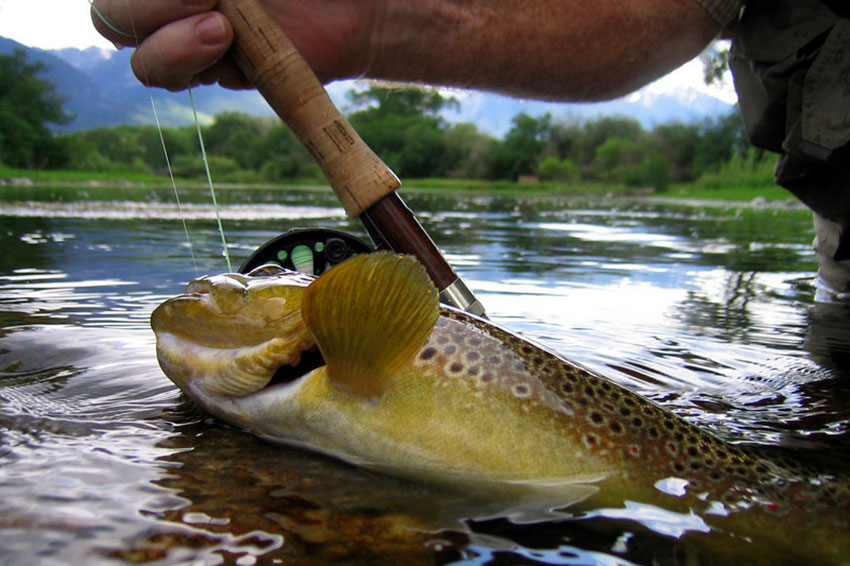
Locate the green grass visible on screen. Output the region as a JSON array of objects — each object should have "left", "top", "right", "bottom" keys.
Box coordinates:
[
  {"left": 658, "top": 151, "right": 787, "bottom": 201},
  {"left": 0, "top": 164, "right": 168, "bottom": 185},
  {"left": 658, "top": 183, "right": 790, "bottom": 202},
  {"left": 2, "top": 158, "right": 790, "bottom": 204},
  {"left": 402, "top": 178, "right": 638, "bottom": 196}
]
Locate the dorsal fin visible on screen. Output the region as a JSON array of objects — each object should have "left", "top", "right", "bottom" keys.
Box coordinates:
[{"left": 301, "top": 252, "right": 440, "bottom": 400}]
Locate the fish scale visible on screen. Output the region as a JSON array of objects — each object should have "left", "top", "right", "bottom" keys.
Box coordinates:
[{"left": 434, "top": 307, "right": 850, "bottom": 516}]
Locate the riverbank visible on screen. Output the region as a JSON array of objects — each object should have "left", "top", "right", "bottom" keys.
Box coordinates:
[{"left": 1, "top": 165, "right": 790, "bottom": 205}]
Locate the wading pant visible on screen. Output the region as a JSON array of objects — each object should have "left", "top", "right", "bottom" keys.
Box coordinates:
[{"left": 814, "top": 214, "right": 850, "bottom": 302}]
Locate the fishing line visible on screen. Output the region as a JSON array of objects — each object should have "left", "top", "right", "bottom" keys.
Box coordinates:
[
  {"left": 88, "top": 0, "right": 134, "bottom": 40},
  {"left": 88, "top": 0, "right": 231, "bottom": 273},
  {"left": 150, "top": 96, "right": 199, "bottom": 274},
  {"left": 189, "top": 87, "right": 233, "bottom": 272}
]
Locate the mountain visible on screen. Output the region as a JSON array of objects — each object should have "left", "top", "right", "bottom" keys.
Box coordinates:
[
  {"left": 1, "top": 37, "right": 736, "bottom": 137},
  {"left": 0, "top": 37, "right": 276, "bottom": 131},
  {"left": 441, "top": 87, "right": 736, "bottom": 137}
]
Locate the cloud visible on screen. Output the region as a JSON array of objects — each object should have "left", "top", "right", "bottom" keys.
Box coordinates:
[{"left": 0, "top": 0, "right": 113, "bottom": 50}]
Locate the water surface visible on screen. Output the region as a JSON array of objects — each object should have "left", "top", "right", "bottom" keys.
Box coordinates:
[{"left": 1, "top": 186, "right": 848, "bottom": 565}]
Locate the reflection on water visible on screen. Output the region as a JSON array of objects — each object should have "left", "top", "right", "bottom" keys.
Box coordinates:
[{"left": 1, "top": 187, "right": 848, "bottom": 565}]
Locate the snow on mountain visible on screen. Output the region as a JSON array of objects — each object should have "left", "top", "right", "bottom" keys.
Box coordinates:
[
  {"left": 439, "top": 60, "right": 737, "bottom": 136},
  {"left": 54, "top": 46, "right": 113, "bottom": 73}
]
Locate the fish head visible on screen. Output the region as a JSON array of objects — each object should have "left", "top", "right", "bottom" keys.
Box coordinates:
[
  {"left": 151, "top": 264, "right": 319, "bottom": 399},
  {"left": 151, "top": 252, "right": 438, "bottom": 417}
]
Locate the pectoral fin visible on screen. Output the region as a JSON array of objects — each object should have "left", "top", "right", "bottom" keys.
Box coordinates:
[{"left": 301, "top": 252, "right": 440, "bottom": 400}]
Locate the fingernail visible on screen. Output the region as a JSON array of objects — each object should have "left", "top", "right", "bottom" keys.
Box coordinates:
[{"left": 194, "top": 14, "right": 227, "bottom": 45}]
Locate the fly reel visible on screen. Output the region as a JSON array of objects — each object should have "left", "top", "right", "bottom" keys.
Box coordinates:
[{"left": 238, "top": 228, "right": 375, "bottom": 276}]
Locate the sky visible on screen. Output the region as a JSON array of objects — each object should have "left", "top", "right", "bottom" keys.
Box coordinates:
[
  {"left": 0, "top": 0, "right": 114, "bottom": 51},
  {"left": 0, "top": 0, "right": 737, "bottom": 103}
]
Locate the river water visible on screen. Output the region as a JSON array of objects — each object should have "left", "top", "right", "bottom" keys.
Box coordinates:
[{"left": 1, "top": 185, "right": 848, "bottom": 565}]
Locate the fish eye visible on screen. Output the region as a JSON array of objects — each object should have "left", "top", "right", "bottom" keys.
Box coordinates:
[{"left": 246, "top": 263, "right": 287, "bottom": 278}]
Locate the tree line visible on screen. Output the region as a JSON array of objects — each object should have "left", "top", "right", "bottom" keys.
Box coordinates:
[{"left": 2, "top": 49, "right": 770, "bottom": 190}]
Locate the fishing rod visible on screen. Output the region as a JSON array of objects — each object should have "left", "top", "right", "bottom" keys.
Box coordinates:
[{"left": 216, "top": 0, "right": 485, "bottom": 317}]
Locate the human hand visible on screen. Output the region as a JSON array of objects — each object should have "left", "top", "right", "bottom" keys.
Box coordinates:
[{"left": 90, "top": 0, "right": 378, "bottom": 91}]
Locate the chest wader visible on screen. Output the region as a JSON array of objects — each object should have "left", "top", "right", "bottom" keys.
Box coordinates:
[{"left": 730, "top": 0, "right": 850, "bottom": 299}]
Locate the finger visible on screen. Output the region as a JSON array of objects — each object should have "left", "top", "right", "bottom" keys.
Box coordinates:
[
  {"left": 91, "top": 0, "right": 217, "bottom": 46},
  {"left": 131, "top": 12, "right": 234, "bottom": 91},
  {"left": 198, "top": 60, "right": 254, "bottom": 90}
]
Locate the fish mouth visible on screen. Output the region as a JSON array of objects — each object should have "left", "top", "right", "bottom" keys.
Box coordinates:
[
  {"left": 267, "top": 346, "right": 326, "bottom": 389},
  {"left": 152, "top": 271, "right": 319, "bottom": 398}
]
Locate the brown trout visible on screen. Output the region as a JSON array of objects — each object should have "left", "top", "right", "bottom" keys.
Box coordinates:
[{"left": 152, "top": 252, "right": 850, "bottom": 564}]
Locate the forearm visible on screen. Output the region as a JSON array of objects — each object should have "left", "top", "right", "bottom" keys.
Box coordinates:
[
  {"left": 360, "top": 0, "right": 721, "bottom": 101},
  {"left": 92, "top": 0, "right": 720, "bottom": 99}
]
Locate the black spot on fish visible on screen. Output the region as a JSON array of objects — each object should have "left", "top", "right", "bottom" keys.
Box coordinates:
[
  {"left": 466, "top": 352, "right": 480, "bottom": 362},
  {"left": 450, "top": 362, "right": 463, "bottom": 373},
  {"left": 420, "top": 347, "right": 437, "bottom": 360},
  {"left": 445, "top": 345, "right": 457, "bottom": 355}
]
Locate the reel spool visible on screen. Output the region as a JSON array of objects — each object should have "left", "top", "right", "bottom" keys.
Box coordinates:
[{"left": 238, "top": 228, "right": 375, "bottom": 276}]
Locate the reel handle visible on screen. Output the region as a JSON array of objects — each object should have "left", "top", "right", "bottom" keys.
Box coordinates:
[{"left": 215, "top": 0, "right": 399, "bottom": 218}]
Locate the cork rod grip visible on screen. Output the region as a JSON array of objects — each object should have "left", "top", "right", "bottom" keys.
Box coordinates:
[{"left": 215, "top": 0, "right": 401, "bottom": 218}]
